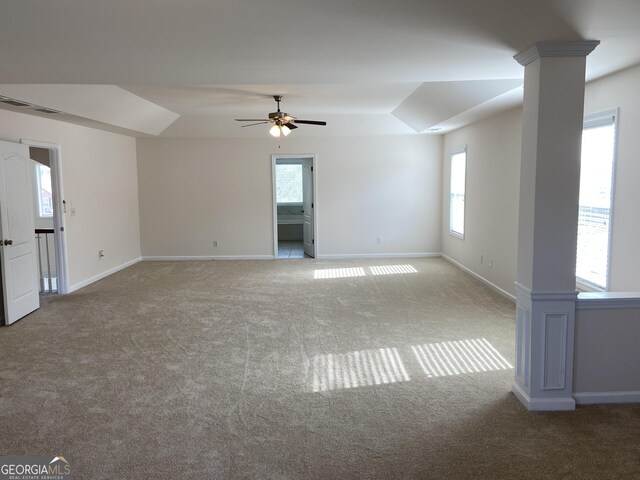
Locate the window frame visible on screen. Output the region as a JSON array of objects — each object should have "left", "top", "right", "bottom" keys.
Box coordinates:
[
  {"left": 576, "top": 109, "right": 619, "bottom": 292},
  {"left": 449, "top": 147, "right": 467, "bottom": 239}
]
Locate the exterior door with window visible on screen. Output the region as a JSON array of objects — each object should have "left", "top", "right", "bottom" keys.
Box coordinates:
[{"left": 0, "top": 140, "right": 40, "bottom": 325}]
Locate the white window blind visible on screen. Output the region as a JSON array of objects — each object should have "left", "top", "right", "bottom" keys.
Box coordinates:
[
  {"left": 576, "top": 111, "right": 617, "bottom": 290},
  {"left": 449, "top": 150, "right": 467, "bottom": 237}
]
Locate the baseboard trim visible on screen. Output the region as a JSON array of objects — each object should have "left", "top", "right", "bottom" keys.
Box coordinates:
[
  {"left": 68, "top": 257, "right": 142, "bottom": 293},
  {"left": 511, "top": 382, "right": 576, "bottom": 411},
  {"left": 441, "top": 254, "right": 516, "bottom": 302},
  {"left": 316, "top": 253, "right": 441, "bottom": 260},
  {"left": 141, "top": 255, "right": 275, "bottom": 261},
  {"left": 574, "top": 391, "right": 640, "bottom": 405}
]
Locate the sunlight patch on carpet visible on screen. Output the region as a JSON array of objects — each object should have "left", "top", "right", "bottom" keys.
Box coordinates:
[
  {"left": 411, "top": 338, "right": 513, "bottom": 378},
  {"left": 314, "top": 267, "right": 366, "bottom": 279},
  {"left": 310, "top": 347, "right": 410, "bottom": 392},
  {"left": 369, "top": 265, "right": 417, "bottom": 276},
  {"left": 314, "top": 265, "right": 417, "bottom": 279}
]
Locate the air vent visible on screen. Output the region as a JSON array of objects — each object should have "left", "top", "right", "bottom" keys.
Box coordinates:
[
  {"left": 33, "top": 108, "right": 62, "bottom": 114},
  {"left": 1, "top": 99, "right": 31, "bottom": 107}
]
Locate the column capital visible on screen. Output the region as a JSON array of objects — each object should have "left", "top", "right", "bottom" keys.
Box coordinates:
[{"left": 514, "top": 41, "right": 600, "bottom": 66}]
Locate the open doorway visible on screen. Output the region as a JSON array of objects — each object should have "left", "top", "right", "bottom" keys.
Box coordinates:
[
  {"left": 272, "top": 155, "right": 316, "bottom": 258},
  {"left": 22, "top": 139, "right": 68, "bottom": 295}
]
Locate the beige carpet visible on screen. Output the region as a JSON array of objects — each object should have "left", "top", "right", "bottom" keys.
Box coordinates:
[{"left": 1, "top": 258, "right": 639, "bottom": 479}]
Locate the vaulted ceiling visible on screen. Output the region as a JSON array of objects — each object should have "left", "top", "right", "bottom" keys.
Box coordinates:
[{"left": 1, "top": 0, "right": 639, "bottom": 137}]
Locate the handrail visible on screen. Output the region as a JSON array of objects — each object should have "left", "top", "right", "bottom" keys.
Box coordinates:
[{"left": 34, "top": 229, "right": 56, "bottom": 294}]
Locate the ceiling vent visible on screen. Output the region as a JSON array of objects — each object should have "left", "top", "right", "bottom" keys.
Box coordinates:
[
  {"left": 33, "top": 108, "right": 62, "bottom": 114},
  {"left": 1, "top": 98, "right": 31, "bottom": 107}
]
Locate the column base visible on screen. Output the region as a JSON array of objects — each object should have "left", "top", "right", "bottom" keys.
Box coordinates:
[{"left": 512, "top": 381, "right": 576, "bottom": 411}]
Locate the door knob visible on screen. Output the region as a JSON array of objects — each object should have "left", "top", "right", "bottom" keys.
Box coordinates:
[{"left": 3, "top": 240, "right": 13, "bottom": 246}]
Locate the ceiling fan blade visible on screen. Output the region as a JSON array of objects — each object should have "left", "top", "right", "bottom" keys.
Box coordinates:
[
  {"left": 241, "top": 122, "right": 269, "bottom": 127},
  {"left": 235, "top": 118, "right": 269, "bottom": 122},
  {"left": 284, "top": 122, "right": 298, "bottom": 130},
  {"left": 294, "top": 120, "right": 327, "bottom": 126}
]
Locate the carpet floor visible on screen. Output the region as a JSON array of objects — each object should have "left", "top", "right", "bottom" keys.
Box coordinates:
[{"left": 1, "top": 258, "right": 639, "bottom": 479}]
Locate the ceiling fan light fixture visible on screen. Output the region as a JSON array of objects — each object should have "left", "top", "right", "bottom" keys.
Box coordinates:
[
  {"left": 269, "top": 124, "right": 281, "bottom": 137},
  {"left": 237, "top": 96, "right": 325, "bottom": 136}
]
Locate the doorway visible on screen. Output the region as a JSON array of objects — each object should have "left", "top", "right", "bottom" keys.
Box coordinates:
[
  {"left": 272, "top": 155, "right": 316, "bottom": 258},
  {"left": 22, "top": 139, "right": 68, "bottom": 295}
]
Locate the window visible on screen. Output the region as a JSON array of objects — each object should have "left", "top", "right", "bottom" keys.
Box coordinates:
[
  {"left": 449, "top": 150, "right": 467, "bottom": 238},
  {"left": 35, "top": 163, "right": 53, "bottom": 217},
  {"left": 276, "top": 164, "right": 303, "bottom": 204},
  {"left": 576, "top": 110, "right": 617, "bottom": 290}
]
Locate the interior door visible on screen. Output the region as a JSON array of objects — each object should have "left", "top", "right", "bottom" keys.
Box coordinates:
[
  {"left": 0, "top": 140, "right": 39, "bottom": 325},
  {"left": 302, "top": 159, "right": 315, "bottom": 258}
]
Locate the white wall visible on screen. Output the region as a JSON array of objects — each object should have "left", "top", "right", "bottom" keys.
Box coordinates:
[
  {"left": 0, "top": 109, "right": 141, "bottom": 290},
  {"left": 137, "top": 135, "right": 442, "bottom": 258},
  {"left": 441, "top": 108, "right": 522, "bottom": 297},
  {"left": 441, "top": 63, "right": 640, "bottom": 296}
]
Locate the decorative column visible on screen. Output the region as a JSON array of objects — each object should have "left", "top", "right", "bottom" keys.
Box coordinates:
[{"left": 512, "top": 41, "right": 599, "bottom": 411}]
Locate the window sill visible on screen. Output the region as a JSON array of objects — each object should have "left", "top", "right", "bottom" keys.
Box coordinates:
[
  {"left": 576, "top": 278, "right": 606, "bottom": 293},
  {"left": 576, "top": 291, "right": 640, "bottom": 310}
]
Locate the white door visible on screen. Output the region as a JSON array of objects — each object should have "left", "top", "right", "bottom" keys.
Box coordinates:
[
  {"left": 0, "top": 140, "right": 39, "bottom": 325},
  {"left": 302, "top": 159, "right": 315, "bottom": 258}
]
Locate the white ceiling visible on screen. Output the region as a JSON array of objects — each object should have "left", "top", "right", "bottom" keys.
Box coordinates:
[{"left": 0, "top": 0, "right": 639, "bottom": 137}]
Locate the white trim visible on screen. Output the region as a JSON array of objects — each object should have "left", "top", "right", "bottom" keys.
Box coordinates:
[
  {"left": 511, "top": 382, "right": 576, "bottom": 411},
  {"left": 531, "top": 291, "right": 578, "bottom": 302},
  {"left": 576, "top": 292, "right": 640, "bottom": 310},
  {"left": 514, "top": 282, "right": 578, "bottom": 302},
  {"left": 441, "top": 254, "right": 516, "bottom": 302},
  {"left": 317, "top": 253, "right": 440, "bottom": 260},
  {"left": 514, "top": 41, "right": 600, "bottom": 66},
  {"left": 68, "top": 257, "right": 141, "bottom": 293},
  {"left": 515, "top": 305, "right": 530, "bottom": 386},
  {"left": 574, "top": 391, "right": 640, "bottom": 405},
  {"left": 542, "top": 313, "right": 568, "bottom": 390},
  {"left": 142, "top": 255, "right": 275, "bottom": 261},
  {"left": 20, "top": 139, "right": 69, "bottom": 294}
]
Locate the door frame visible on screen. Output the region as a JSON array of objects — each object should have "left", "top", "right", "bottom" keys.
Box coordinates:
[
  {"left": 20, "top": 139, "right": 69, "bottom": 294},
  {"left": 271, "top": 154, "right": 318, "bottom": 258}
]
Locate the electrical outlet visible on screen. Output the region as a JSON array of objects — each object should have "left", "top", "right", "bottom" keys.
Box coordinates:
[
  {"left": 213, "top": 240, "right": 218, "bottom": 247},
  {"left": 480, "top": 254, "right": 484, "bottom": 264},
  {"left": 377, "top": 236, "right": 382, "bottom": 244},
  {"left": 70, "top": 207, "right": 77, "bottom": 217},
  {"left": 98, "top": 249, "right": 104, "bottom": 259}
]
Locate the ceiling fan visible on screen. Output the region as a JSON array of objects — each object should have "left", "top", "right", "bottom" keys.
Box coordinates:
[{"left": 235, "top": 95, "right": 327, "bottom": 137}]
